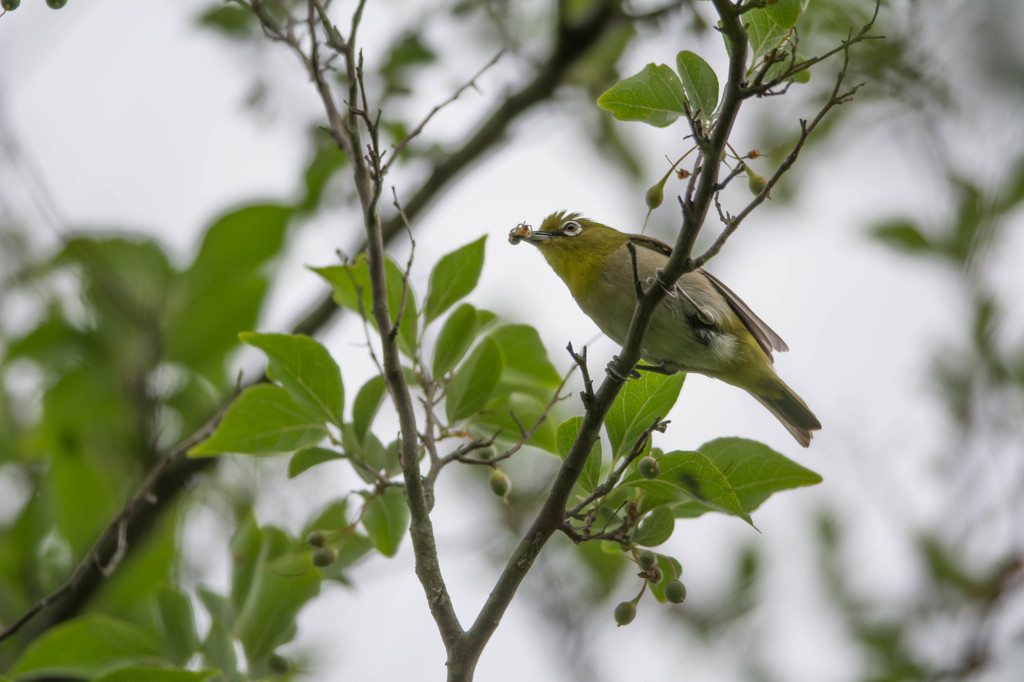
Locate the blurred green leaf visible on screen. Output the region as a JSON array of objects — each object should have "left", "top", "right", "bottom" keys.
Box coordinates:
[
  {"left": 871, "top": 220, "right": 932, "bottom": 254},
  {"left": 597, "top": 63, "right": 689, "bottom": 127},
  {"left": 241, "top": 332, "right": 344, "bottom": 427},
  {"left": 424, "top": 236, "right": 486, "bottom": 323},
  {"left": 197, "top": 5, "right": 255, "bottom": 37},
  {"left": 446, "top": 336, "right": 503, "bottom": 422},
  {"left": 288, "top": 446, "right": 345, "bottom": 478},
  {"left": 362, "top": 487, "right": 409, "bottom": 557},
  {"left": 352, "top": 374, "right": 388, "bottom": 443},
  {"left": 236, "top": 553, "right": 321, "bottom": 661},
  {"left": 7, "top": 614, "right": 165, "bottom": 679},
  {"left": 229, "top": 514, "right": 264, "bottom": 615},
  {"left": 488, "top": 324, "right": 562, "bottom": 392},
  {"left": 381, "top": 31, "right": 437, "bottom": 96},
  {"left": 556, "top": 416, "right": 602, "bottom": 494},
  {"left": 676, "top": 50, "right": 719, "bottom": 120},
  {"left": 198, "top": 586, "right": 234, "bottom": 629},
  {"left": 165, "top": 204, "right": 291, "bottom": 382},
  {"left": 476, "top": 392, "right": 559, "bottom": 454},
  {"left": 95, "top": 669, "right": 218, "bottom": 682},
  {"left": 189, "top": 384, "right": 328, "bottom": 456},
  {"left": 298, "top": 129, "right": 348, "bottom": 212},
  {"left": 605, "top": 372, "right": 684, "bottom": 460},
  {"left": 432, "top": 303, "right": 482, "bottom": 377},
  {"left": 154, "top": 587, "right": 199, "bottom": 667}
]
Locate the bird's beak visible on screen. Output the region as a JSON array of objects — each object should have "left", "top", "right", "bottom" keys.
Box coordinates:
[{"left": 508, "top": 223, "right": 554, "bottom": 246}]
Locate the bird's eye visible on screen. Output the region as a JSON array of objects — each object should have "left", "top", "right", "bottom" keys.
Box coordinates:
[{"left": 561, "top": 220, "right": 583, "bottom": 236}]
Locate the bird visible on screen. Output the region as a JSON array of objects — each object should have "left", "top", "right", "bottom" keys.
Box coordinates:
[{"left": 509, "top": 211, "right": 821, "bottom": 447}]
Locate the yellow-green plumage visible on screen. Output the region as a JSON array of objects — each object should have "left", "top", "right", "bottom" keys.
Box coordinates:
[{"left": 513, "top": 211, "right": 821, "bottom": 447}]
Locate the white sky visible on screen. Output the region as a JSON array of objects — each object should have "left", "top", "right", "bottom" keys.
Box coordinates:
[{"left": 2, "top": 1, "right": 1023, "bottom": 681}]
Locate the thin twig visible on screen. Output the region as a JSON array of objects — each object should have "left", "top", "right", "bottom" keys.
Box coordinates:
[{"left": 385, "top": 50, "right": 505, "bottom": 174}]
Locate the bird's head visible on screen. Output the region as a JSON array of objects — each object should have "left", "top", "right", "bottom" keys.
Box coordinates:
[{"left": 508, "top": 211, "right": 629, "bottom": 296}]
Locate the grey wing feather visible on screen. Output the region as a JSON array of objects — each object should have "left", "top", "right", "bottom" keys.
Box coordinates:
[{"left": 699, "top": 268, "right": 789, "bottom": 359}]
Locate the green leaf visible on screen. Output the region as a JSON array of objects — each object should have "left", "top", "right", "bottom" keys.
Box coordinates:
[
  {"left": 432, "top": 303, "right": 482, "bottom": 377},
  {"left": 381, "top": 31, "right": 438, "bottom": 96},
  {"left": 229, "top": 514, "right": 264, "bottom": 615},
  {"left": 424, "top": 235, "right": 486, "bottom": 323},
  {"left": 597, "top": 63, "right": 689, "bottom": 128},
  {"left": 165, "top": 204, "right": 291, "bottom": 381},
  {"left": 555, "top": 417, "right": 602, "bottom": 494},
  {"left": 476, "top": 392, "right": 559, "bottom": 454},
  {"left": 198, "top": 586, "right": 234, "bottom": 628},
  {"left": 765, "top": 0, "right": 802, "bottom": 29},
  {"left": 676, "top": 51, "right": 719, "bottom": 120},
  {"left": 197, "top": 5, "right": 255, "bottom": 37},
  {"left": 446, "top": 337, "right": 503, "bottom": 422},
  {"left": 154, "top": 587, "right": 199, "bottom": 667},
  {"left": 605, "top": 372, "right": 685, "bottom": 460},
  {"left": 299, "top": 129, "right": 348, "bottom": 213},
  {"left": 633, "top": 506, "right": 675, "bottom": 547},
  {"left": 684, "top": 437, "right": 822, "bottom": 514},
  {"left": 203, "top": 620, "right": 238, "bottom": 676},
  {"left": 189, "top": 384, "right": 328, "bottom": 456},
  {"left": 871, "top": 220, "right": 932, "bottom": 254},
  {"left": 241, "top": 332, "right": 344, "bottom": 427},
  {"left": 352, "top": 374, "right": 388, "bottom": 443},
  {"left": 236, "top": 554, "right": 322, "bottom": 661},
  {"left": 744, "top": 9, "right": 789, "bottom": 66},
  {"left": 629, "top": 450, "right": 750, "bottom": 523},
  {"left": 488, "top": 324, "right": 562, "bottom": 390},
  {"left": 7, "top": 614, "right": 165, "bottom": 679},
  {"left": 288, "top": 446, "right": 345, "bottom": 478},
  {"left": 310, "top": 255, "right": 418, "bottom": 357},
  {"left": 362, "top": 487, "right": 409, "bottom": 557},
  {"left": 95, "top": 669, "right": 219, "bottom": 682}
]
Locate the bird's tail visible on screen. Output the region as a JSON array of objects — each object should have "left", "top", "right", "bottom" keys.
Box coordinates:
[{"left": 752, "top": 379, "right": 821, "bottom": 448}]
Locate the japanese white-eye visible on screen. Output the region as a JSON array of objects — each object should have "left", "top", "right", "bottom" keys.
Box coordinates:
[{"left": 509, "top": 211, "right": 821, "bottom": 447}]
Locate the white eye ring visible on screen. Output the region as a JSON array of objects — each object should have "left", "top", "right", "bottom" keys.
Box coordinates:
[{"left": 561, "top": 220, "right": 583, "bottom": 236}]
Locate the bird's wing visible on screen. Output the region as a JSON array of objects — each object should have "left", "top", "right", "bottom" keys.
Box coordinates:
[
  {"left": 699, "top": 268, "right": 789, "bottom": 358},
  {"left": 627, "top": 234, "right": 789, "bottom": 359}
]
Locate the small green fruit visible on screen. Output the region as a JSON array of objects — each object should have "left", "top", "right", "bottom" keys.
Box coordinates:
[
  {"left": 46, "top": 0, "right": 67, "bottom": 8},
  {"left": 638, "top": 456, "right": 660, "bottom": 480},
  {"left": 664, "top": 579, "right": 687, "bottom": 604},
  {"left": 311, "top": 547, "right": 336, "bottom": 568},
  {"left": 645, "top": 181, "right": 665, "bottom": 210},
  {"left": 477, "top": 445, "right": 497, "bottom": 460},
  {"left": 613, "top": 601, "right": 636, "bottom": 626},
  {"left": 647, "top": 566, "right": 663, "bottom": 584},
  {"left": 637, "top": 549, "right": 657, "bottom": 570},
  {"left": 745, "top": 165, "right": 769, "bottom": 197},
  {"left": 489, "top": 468, "right": 510, "bottom": 497},
  {"left": 2, "top": 0, "right": 21, "bottom": 11}
]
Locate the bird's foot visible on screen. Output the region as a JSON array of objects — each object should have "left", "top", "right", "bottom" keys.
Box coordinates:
[
  {"left": 607, "top": 357, "right": 641, "bottom": 381},
  {"left": 635, "top": 363, "right": 680, "bottom": 376}
]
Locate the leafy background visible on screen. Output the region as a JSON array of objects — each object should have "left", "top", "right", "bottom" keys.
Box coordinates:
[{"left": 2, "top": 0, "right": 1023, "bottom": 680}]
